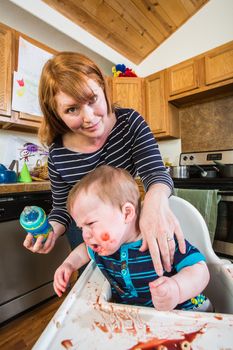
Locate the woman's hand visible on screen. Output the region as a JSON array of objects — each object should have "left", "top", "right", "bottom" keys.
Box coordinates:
[
  {"left": 53, "top": 262, "right": 74, "bottom": 297},
  {"left": 149, "top": 276, "right": 180, "bottom": 311},
  {"left": 139, "top": 184, "right": 186, "bottom": 276},
  {"left": 23, "top": 221, "right": 65, "bottom": 254}
]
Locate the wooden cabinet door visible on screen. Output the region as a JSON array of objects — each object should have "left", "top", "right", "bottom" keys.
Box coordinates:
[
  {"left": 0, "top": 23, "right": 12, "bottom": 116},
  {"left": 145, "top": 70, "right": 180, "bottom": 139},
  {"left": 205, "top": 41, "right": 233, "bottom": 85},
  {"left": 167, "top": 59, "right": 199, "bottom": 96},
  {"left": 112, "top": 77, "right": 144, "bottom": 116},
  {"left": 145, "top": 71, "right": 167, "bottom": 135},
  {"left": 13, "top": 32, "right": 57, "bottom": 124}
]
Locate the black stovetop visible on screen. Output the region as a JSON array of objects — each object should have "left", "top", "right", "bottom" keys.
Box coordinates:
[{"left": 173, "top": 177, "right": 233, "bottom": 191}]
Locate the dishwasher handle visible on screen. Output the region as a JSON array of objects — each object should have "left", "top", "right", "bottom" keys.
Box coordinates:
[{"left": 0, "top": 192, "right": 52, "bottom": 222}]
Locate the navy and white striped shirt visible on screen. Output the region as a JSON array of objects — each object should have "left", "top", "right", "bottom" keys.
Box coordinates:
[
  {"left": 48, "top": 108, "right": 173, "bottom": 227},
  {"left": 88, "top": 239, "right": 207, "bottom": 310}
]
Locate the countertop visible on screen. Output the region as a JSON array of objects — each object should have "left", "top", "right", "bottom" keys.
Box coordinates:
[
  {"left": 0, "top": 179, "right": 143, "bottom": 195},
  {"left": 0, "top": 181, "right": 51, "bottom": 194}
]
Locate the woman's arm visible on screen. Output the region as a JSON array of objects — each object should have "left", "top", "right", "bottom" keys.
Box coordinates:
[
  {"left": 150, "top": 262, "right": 210, "bottom": 311},
  {"left": 127, "top": 111, "right": 185, "bottom": 276},
  {"left": 48, "top": 151, "right": 73, "bottom": 228},
  {"left": 23, "top": 148, "right": 74, "bottom": 254}
]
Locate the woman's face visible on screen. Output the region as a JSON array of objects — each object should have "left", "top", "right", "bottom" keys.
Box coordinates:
[{"left": 55, "top": 79, "right": 108, "bottom": 138}]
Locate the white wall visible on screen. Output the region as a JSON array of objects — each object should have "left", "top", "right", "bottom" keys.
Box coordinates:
[
  {"left": 0, "top": 130, "right": 42, "bottom": 171},
  {"left": 158, "top": 139, "right": 182, "bottom": 166}
]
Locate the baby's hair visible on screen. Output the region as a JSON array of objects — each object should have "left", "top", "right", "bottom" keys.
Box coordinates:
[{"left": 67, "top": 165, "right": 141, "bottom": 218}]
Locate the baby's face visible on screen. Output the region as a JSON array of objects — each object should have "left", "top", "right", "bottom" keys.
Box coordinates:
[{"left": 71, "top": 191, "right": 127, "bottom": 256}]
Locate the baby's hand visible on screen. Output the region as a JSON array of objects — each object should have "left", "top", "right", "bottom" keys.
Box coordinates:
[
  {"left": 149, "top": 276, "right": 180, "bottom": 311},
  {"left": 53, "top": 262, "right": 74, "bottom": 297}
]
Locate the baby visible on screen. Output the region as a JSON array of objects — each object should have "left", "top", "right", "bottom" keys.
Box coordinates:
[{"left": 54, "top": 165, "right": 211, "bottom": 311}]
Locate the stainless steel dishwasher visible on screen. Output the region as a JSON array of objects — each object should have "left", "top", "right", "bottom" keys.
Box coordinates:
[{"left": 0, "top": 191, "right": 71, "bottom": 324}]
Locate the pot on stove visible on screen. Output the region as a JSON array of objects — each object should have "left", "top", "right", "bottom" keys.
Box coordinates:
[
  {"left": 194, "top": 164, "right": 219, "bottom": 178},
  {"left": 214, "top": 161, "right": 233, "bottom": 178},
  {"left": 169, "top": 165, "right": 189, "bottom": 179}
]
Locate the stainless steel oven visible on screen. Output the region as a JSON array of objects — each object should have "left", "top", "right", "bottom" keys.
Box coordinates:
[
  {"left": 214, "top": 192, "right": 233, "bottom": 258},
  {"left": 173, "top": 149, "right": 233, "bottom": 261},
  {"left": 0, "top": 191, "right": 71, "bottom": 325}
]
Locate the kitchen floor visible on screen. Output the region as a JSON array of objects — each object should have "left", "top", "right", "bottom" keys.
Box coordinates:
[
  {"left": 0, "top": 275, "right": 77, "bottom": 350},
  {"left": 0, "top": 296, "right": 64, "bottom": 350}
]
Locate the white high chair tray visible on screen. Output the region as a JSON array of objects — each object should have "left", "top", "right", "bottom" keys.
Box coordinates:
[{"left": 33, "top": 261, "right": 233, "bottom": 350}]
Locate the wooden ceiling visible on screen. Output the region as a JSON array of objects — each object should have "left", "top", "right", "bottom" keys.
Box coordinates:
[{"left": 42, "top": 0, "right": 209, "bottom": 64}]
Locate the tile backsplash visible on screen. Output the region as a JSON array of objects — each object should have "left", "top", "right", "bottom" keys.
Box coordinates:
[{"left": 180, "top": 95, "right": 233, "bottom": 152}]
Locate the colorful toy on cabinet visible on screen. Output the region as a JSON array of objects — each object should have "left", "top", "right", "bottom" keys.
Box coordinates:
[{"left": 112, "top": 64, "right": 137, "bottom": 77}]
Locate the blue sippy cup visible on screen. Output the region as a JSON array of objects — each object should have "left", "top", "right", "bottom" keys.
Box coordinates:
[{"left": 20, "top": 206, "right": 52, "bottom": 242}]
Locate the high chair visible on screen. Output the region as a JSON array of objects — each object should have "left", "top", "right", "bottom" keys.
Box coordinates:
[
  {"left": 169, "top": 195, "right": 233, "bottom": 314},
  {"left": 33, "top": 196, "right": 233, "bottom": 350}
]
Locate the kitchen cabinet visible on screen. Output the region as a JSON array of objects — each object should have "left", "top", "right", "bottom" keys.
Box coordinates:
[
  {"left": 12, "top": 32, "right": 56, "bottom": 129},
  {"left": 167, "top": 58, "right": 200, "bottom": 96},
  {"left": 205, "top": 41, "right": 233, "bottom": 85},
  {"left": 0, "top": 23, "right": 13, "bottom": 118},
  {"left": 0, "top": 21, "right": 57, "bottom": 131},
  {"left": 111, "top": 77, "right": 145, "bottom": 116},
  {"left": 145, "top": 70, "right": 180, "bottom": 139},
  {"left": 12, "top": 32, "right": 56, "bottom": 127},
  {"left": 168, "top": 41, "right": 233, "bottom": 105},
  {"left": 109, "top": 75, "right": 179, "bottom": 140}
]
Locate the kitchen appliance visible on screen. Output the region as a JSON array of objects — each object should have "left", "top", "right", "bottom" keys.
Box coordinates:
[
  {"left": 214, "top": 160, "right": 233, "bottom": 177},
  {"left": 0, "top": 191, "right": 70, "bottom": 325},
  {"left": 174, "top": 149, "right": 233, "bottom": 260},
  {"left": 0, "top": 163, "right": 18, "bottom": 183},
  {"left": 169, "top": 165, "right": 189, "bottom": 178}
]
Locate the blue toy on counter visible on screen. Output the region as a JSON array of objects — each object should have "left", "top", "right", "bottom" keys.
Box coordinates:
[
  {"left": 0, "top": 163, "right": 18, "bottom": 183},
  {"left": 20, "top": 206, "right": 52, "bottom": 242}
]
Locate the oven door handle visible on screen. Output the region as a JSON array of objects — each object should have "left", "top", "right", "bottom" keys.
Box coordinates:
[{"left": 220, "top": 195, "right": 233, "bottom": 202}]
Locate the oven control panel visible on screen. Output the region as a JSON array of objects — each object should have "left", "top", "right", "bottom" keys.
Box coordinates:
[{"left": 180, "top": 149, "right": 233, "bottom": 166}]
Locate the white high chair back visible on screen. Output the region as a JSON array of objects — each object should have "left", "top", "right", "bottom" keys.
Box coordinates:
[{"left": 169, "top": 195, "right": 233, "bottom": 314}]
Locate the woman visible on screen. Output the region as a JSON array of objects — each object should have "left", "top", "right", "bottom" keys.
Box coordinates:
[{"left": 23, "top": 52, "right": 185, "bottom": 276}]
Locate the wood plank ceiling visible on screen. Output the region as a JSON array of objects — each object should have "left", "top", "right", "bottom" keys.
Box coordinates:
[{"left": 42, "top": 0, "right": 209, "bottom": 64}]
